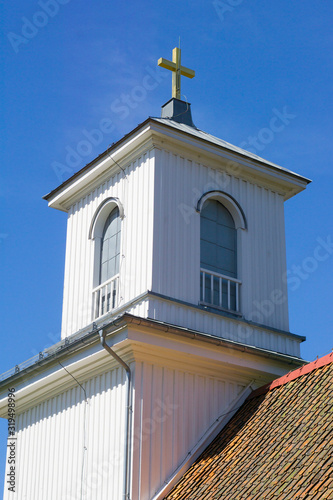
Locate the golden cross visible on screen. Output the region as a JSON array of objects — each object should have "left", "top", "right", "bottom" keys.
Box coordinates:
[{"left": 158, "top": 47, "right": 195, "bottom": 100}]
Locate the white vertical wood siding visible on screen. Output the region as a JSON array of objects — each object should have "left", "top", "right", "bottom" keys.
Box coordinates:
[
  {"left": 143, "top": 296, "right": 300, "bottom": 357},
  {"left": 4, "top": 367, "right": 127, "bottom": 500},
  {"left": 131, "top": 360, "right": 247, "bottom": 500},
  {"left": 151, "top": 148, "right": 289, "bottom": 332},
  {"left": 97, "top": 296, "right": 300, "bottom": 356},
  {"left": 3, "top": 357, "right": 248, "bottom": 500},
  {"left": 61, "top": 150, "right": 155, "bottom": 338},
  {"left": 61, "top": 145, "right": 290, "bottom": 349}
]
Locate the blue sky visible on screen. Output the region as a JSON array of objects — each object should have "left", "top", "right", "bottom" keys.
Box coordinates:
[{"left": 1, "top": 0, "right": 332, "bottom": 491}]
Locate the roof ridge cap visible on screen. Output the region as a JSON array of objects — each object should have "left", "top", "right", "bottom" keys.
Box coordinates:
[{"left": 248, "top": 351, "right": 333, "bottom": 400}]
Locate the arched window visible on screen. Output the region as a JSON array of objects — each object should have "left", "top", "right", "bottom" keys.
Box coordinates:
[
  {"left": 89, "top": 198, "right": 123, "bottom": 320},
  {"left": 200, "top": 199, "right": 240, "bottom": 311},
  {"left": 100, "top": 207, "right": 121, "bottom": 284}
]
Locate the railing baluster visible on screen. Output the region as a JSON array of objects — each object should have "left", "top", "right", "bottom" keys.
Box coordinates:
[
  {"left": 95, "top": 291, "right": 98, "bottom": 319},
  {"left": 92, "top": 273, "right": 120, "bottom": 320},
  {"left": 106, "top": 282, "right": 110, "bottom": 313},
  {"left": 210, "top": 274, "right": 214, "bottom": 303},
  {"left": 202, "top": 272, "right": 205, "bottom": 302},
  {"left": 115, "top": 276, "right": 118, "bottom": 308},
  {"left": 199, "top": 268, "right": 241, "bottom": 313},
  {"left": 111, "top": 279, "right": 114, "bottom": 310},
  {"left": 99, "top": 287, "right": 103, "bottom": 317}
]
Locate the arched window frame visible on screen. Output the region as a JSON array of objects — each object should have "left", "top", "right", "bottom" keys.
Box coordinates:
[
  {"left": 196, "top": 191, "right": 247, "bottom": 231},
  {"left": 89, "top": 197, "right": 124, "bottom": 289},
  {"left": 197, "top": 191, "right": 246, "bottom": 313}
]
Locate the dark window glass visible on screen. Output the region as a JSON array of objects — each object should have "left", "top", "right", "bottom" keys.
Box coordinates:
[
  {"left": 200, "top": 200, "right": 236, "bottom": 277},
  {"left": 100, "top": 207, "right": 121, "bottom": 284}
]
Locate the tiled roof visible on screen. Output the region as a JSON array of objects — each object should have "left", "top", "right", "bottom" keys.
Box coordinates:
[{"left": 165, "top": 353, "right": 333, "bottom": 500}]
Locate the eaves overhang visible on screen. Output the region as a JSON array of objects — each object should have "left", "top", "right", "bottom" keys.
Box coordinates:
[
  {"left": 43, "top": 118, "right": 153, "bottom": 212},
  {"left": 43, "top": 118, "right": 311, "bottom": 211},
  {"left": 0, "top": 313, "right": 306, "bottom": 394},
  {"left": 148, "top": 119, "right": 311, "bottom": 200},
  {"left": 0, "top": 312, "right": 307, "bottom": 417}
]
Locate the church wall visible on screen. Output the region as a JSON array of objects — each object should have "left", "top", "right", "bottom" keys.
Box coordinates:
[
  {"left": 60, "top": 142, "right": 292, "bottom": 351},
  {"left": 4, "top": 366, "right": 128, "bottom": 500},
  {"left": 131, "top": 358, "right": 247, "bottom": 500},
  {"left": 61, "top": 149, "right": 155, "bottom": 338},
  {"left": 122, "top": 295, "right": 301, "bottom": 356},
  {"left": 145, "top": 296, "right": 301, "bottom": 357},
  {"left": 151, "top": 148, "right": 289, "bottom": 333}
]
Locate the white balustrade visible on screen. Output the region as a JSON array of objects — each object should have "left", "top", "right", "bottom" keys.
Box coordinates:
[
  {"left": 200, "top": 268, "right": 241, "bottom": 312},
  {"left": 92, "top": 274, "right": 119, "bottom": 319}
]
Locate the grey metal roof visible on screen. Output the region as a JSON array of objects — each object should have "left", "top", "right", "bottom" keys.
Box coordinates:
[
  {"left": 44, "top": 115, "right": 311, "bottom": 203},
  {"left": 151, "top": 117, "right": 310, "bottom": 182}
]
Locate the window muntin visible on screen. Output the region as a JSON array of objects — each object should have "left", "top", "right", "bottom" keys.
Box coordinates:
[{"left": 100, "top": 207, "right": 121, "bottom": 284}]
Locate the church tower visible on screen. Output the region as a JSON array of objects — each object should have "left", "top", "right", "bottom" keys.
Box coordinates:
[{"left": 0, "top": 48, "right": 310, "bottom": 500}]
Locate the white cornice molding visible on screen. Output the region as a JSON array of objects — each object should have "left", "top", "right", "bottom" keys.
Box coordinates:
[
  {"left": 45, "top": 119, "right": 310, "bottom": 211},
  {"left": 0, "top": 317, "right": 299, "bottom": 417},
  {"left": 46, "top": 126, "right": 154, "bottom": 211},
  {"left": 149, "top": 123, "right": 309, "bottom": 200}
]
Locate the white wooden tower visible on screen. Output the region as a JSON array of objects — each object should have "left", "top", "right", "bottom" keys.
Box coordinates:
[{"left": 0, "top": 48, "right": 310, "bottom": 500}]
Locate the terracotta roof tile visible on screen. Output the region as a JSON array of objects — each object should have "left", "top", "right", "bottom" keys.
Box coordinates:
[{"left": 165, "top": 356, "right": 333, "bottom": 500}]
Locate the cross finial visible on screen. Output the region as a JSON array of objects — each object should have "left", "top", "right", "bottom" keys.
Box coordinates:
[{"left": 158, "top": 47, "right": 195, "bottom": 100}]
